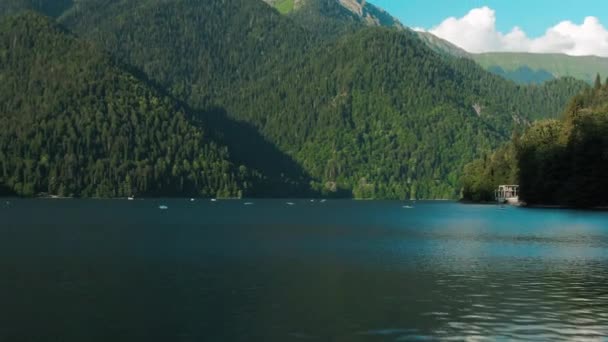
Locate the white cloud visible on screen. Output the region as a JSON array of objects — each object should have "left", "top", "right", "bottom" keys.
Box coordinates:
[{"left": 421, "top": 6, "right": 608, "bottom": 57}]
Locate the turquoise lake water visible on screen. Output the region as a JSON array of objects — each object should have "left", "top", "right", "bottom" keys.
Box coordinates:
[{"left": 1, "top": 199, "right": 608, "bottom": 341}]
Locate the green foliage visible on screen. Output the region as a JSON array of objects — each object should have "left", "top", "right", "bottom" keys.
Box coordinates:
[
  {"left": 519, "top": 85, "right": 608, "bottom": 207},
  {"left": 462, "top": 82, "right": 608, "bottom": 207},
  {"left": 461, "top": 136, "right": 519, "bottom": 202},
  {"left": 0, "top": 13, "right": 247, "bottom": 198},
  {"left": 269, "top": 0, "right": 295, "bottom": 14},
  {"left": 61, "top": 0, "right": 313, "bottom": 106}
]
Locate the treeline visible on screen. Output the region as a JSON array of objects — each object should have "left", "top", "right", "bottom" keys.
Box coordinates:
[{"left": 462, "top": 75, "right": 608, "bottom": 207}]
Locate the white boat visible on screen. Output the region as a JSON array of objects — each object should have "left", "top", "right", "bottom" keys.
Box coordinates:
[
  {"left": 495, "top": 185, "right": 520, "bottom": 205},
  {"left": 402, "top": 205, "right": 414, "bottom": 209},
  {"left": 190, "top": 198, "right": 195, "bottom": 202},
  {"left": 286, "top": 202, "right": 295, "bottom": 206},
  {"left": 244, "top": 202, "right": 254, "bottom": 205},
  {"left": 210, "top": 198, "right": 217, "bottom": 202},
  {"left": 127, "top": 196, "right": 135, "bottom": 201},
  {"left": 158, "top": 205, "right": 168, "bottom": 210}
]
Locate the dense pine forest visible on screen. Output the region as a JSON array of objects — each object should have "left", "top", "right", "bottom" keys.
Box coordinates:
[
  {"left": 0, "top": 0, "right": 594, "bottom": 198},
  {"left": 0, "top": 13, "right": 250, "bottom": 198},
  {"left": 462, "top": 75, "right": 608, "bottom": 207}
]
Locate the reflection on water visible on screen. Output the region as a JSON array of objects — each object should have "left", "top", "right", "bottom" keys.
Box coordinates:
[{"left": 0, "top": 200, "right": 608, "bottom": 341}]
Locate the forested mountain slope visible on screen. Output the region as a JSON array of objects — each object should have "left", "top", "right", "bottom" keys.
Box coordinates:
[
  {"left": 0, "top": 12, "right": 252, "bottom": 198},
  {"left": 56, "top": 0, "right": 588, "bottom": 199},
  {"left": 61, "top": 0, "right": 313, "bottom": 105}
]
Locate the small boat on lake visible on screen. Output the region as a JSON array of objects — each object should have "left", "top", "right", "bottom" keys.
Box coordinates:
[
  {"left": 495, "top": 185, "right": 520, "bottom": 206},
  {"left": 158, "top": 205, "right": 168, "bottom": 210}
]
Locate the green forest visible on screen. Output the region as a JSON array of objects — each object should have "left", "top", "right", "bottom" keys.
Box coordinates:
[
  {"left": 462, "top": 75, "right": 608, "bottom": 207},
  {"left": 0, "top": 0, "right": 596, "bottom": 199},
  {"left": 0, "top": 13, "right": 249, "bottom": 198}
]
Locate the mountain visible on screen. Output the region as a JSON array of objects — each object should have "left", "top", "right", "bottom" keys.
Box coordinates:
[
  {"left": 264, "top": 0, "right": 403, "bottom": 27},
  {"left": 263, "top": 0, "right": 403, "bottom": 40},
  {"left": 0, "top": 12, "right": 255, "bottom": 198},
  {"left": 4, "top": 0, "right": 606, "bottom": 86},
  {"left": 54, "top": 0, "right": 588, "bottom": 199}
]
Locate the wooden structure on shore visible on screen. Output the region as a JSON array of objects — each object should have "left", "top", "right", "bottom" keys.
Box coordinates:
[{"left": 495, "top": 185, "right": 519, "bottom": 205}]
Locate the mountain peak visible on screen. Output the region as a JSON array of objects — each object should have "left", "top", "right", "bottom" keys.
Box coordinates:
[
  {"left": 263, "top": 0, "right": 403, "bottom": 29},
  {"left": 336, "top": 0, "right": 366, "bottom": 18}
]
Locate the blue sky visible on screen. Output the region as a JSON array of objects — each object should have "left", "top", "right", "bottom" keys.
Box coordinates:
[
  {"left": 368, "top": 0, "right": 608, "bottom": 37},
  {"left": 367, "top": 0, "right": 608, "bottom": 56}
]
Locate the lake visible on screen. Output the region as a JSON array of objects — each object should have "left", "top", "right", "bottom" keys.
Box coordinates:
[{"left": 1, "top": 199, "right": 608, "bottom": 341}]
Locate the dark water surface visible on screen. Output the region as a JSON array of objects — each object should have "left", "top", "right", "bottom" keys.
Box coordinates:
[{"left": 1, "top": 199, "right": 608, "bottom": 341}]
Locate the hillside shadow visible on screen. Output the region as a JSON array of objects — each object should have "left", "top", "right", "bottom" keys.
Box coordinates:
[
  {"left": 0, "top": 184, "right": 16, "bottom": 196},
  {"left": 35, "top": 0, "right": 74, "bottom": 18},
  {"left": 193, "top": 106, "right": 319, "bottom": 198},
  {"left": 116, "top": 63, "right": 320, "bottom": 197}
]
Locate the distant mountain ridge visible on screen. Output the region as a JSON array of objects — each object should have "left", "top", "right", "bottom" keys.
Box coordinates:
[
  {"left": 262, "top": 0, "right": 608, "bottom": 84},
  {"left": 472, "top": 52, "right": 608, "bottom": 84}
]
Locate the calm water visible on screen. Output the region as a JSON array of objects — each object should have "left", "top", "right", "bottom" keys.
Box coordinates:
[{"left": 1, "top": 199, "right": 608, "bottom": 341}]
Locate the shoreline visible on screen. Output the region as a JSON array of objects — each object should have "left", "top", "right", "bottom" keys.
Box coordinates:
[
  {"left": 523, "top": 204, "right": 608, "bottom": 211},
  {"left": 3, "top": 196, "right": 608, "bottom": 210},
  {"left": 460, "top": 199, "right": 608, "bottom": 211}
]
